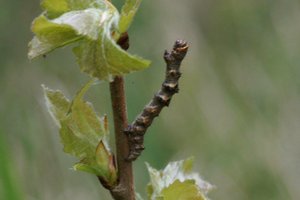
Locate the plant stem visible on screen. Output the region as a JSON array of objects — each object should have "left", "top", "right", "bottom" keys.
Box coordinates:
[
  {"left": 109, "top": 76, "right": 135, "bottom": 200},
  {"left": 96, "top": 32, "right": 133, "bottom": 199},
  {"left": 104, "top": 31, "right": 135, "bottom": 200}
]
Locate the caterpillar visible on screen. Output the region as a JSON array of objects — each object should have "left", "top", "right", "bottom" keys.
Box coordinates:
[{"left": 125, "top": 40, "right": 189, "bottom": 161}]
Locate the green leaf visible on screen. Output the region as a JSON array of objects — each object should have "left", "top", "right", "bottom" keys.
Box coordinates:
[
  {"left": 44, "top": 80, "right": 103, "bottom": 158},
  {"left": 43, "top": 84, "right": 70, "bottom": 126},
  {"left": 43, "top": 80, "right": 117, "bottom": 185},
  {"left": 37, "top": 9, "right": 106, "bottom": 40},
  {"left": 73, "top": 140, "right": 117, "bottom": 185},
  {"left": 41, "top": 0, "right": 69, "bottom": 18},
  {"left": 146, "top": 158, "right": 214, "bottom": 200},
  {"left": 160, "top": 180, "right": 206, "bottom": 200},
  {"left": 182, "top": 157, "right": 194, "bottom": 173},
  {"left": 119, "top": 0, "right": 142, "bottom": 33},
  {"left": 73, "top": 37, "right": 150, "bottom": 81},
  {"left": 96, "top": 140, "right": 117, "bottom": 185},
  {"left": 29, "top": 0, "right": 150, "bottom": 80},
  {"left": 41, "top": 0, "right": 109, "bottom": 18},
  {"left": 29, "top": 8, "right": 110, "bottom": 59}
]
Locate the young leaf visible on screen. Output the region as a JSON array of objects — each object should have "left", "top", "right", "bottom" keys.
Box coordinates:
[
  {"left": 160, "top": 180, "right": 206, "bottom": 200},
  {"left": 41, "top": 0, "right": 70, "bottom": 18},
  {"left": 119, "top": 0, "right": 143, "bottom": 33},
  {"left": 95, "top": 140, "right": 117, "bottom": 184},
  {"left": 28, "top": 8, "right": 113, "bottom": 59},
  {"left": 73, "top": 37, "right": 150, "bottom": 81},
  {"left": 41, "top": 0, "right": 109, "bottom": 18},
  {"left": 43, "top": 84, "right": 70, "bottom": 127},
  {"left": 29, "top": 0, "right": 150, "bottom": 80},
  {"left": 146, "top": 158, "right": 214, "bottom": 200},
  {"left": 28, "top": 15, "right": 82, "bottom": 59},
  {"left": 43, "top": 80, "right": 117, "bottom": 186}
]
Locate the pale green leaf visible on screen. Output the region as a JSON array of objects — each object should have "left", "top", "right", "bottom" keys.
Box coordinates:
[
  {"left": 73, "top": 37, "right": 150, "bottom": 81},
  {"left": 68, "top": 80, "right": 105, "bottom": 147},
  {"left": 146, "top": 158, "right": 214, "bottom": 200},
  {"left": 47, "top": 9, "right": 106, "bottom": 40},
  {"left": 119, "top": 0, "right": 142, "bottom": 33},
  {"left": 73, "top": 141, "right": 117, "bottom": 185},
  {"left": 44, "top": 80, "right": 103, "bottom": 158},
  {"left": 59, "top": 118, "right": 96, "bottom": 159},
  {"left": 43, "top": 85, "right": 70, "bottom": 127},
  {"left": 43, "top": 81, "right": 117, "bottom": 184},
  {"left": 182, "top": 157, "right": 194, "bottom": 173},
  {"left": 160, "top": 180, "right": 206, "bottom": 200},
  {"left": 41, "top": 0, "right": 69, "bottom": 18},
  {"left": 146, "top": 163, "right": 162, "bottom": 199},
  {"left": 29, "top": 8, "right": 112, "bottom": 59},
  {"left": 146, "top": 183, "right": 154, "bottom": 200},
  {"left": 29, "top": 36, "right": 79, "bottom": 60},
  {"left": 29, "top": 0, "right": 150, "bottom": 80},
  {"left": 41, "top": 0, "right": 109, "bottom": 18},
  {"left": 95, "top": 140, "right": 117, "bottom": 184},
  {"left": 73, "top": 162, "right": 100, "bottom": 175},
  {"left": 44, "top": 85, "right": 95, "bottom": 158},
  {"left": 28, "top": 15, "right": 81, "bottom": 59}
]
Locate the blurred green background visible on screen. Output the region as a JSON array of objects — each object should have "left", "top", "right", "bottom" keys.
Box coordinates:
[{"left": 1, "top": 0, "right": 300, "bottom": 199}]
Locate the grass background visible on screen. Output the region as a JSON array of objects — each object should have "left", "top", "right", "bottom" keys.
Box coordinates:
[{"left": 1, "top": 0, "right": 300, "bottom": 199}]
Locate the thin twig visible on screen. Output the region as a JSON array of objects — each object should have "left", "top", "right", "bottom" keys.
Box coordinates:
[
  {"left": 98, "top": 33, "right": 135, "bottom": 200},
  {"left": 109, "top": 76, "right": 135, "bottom": 200},
  {"left": 125, "top": 40, "right": 189, "bottom": 161}
]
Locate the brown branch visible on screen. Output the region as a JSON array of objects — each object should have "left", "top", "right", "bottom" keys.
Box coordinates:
[
  {"left": 125, "top": 40, "right": 189, "bottom": 161},
  {"left": 109, "top": 76, "right": 135, "bottom": 200},
  {"left": 98, "top": 33, "right": 135, "bottom": 200}
]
